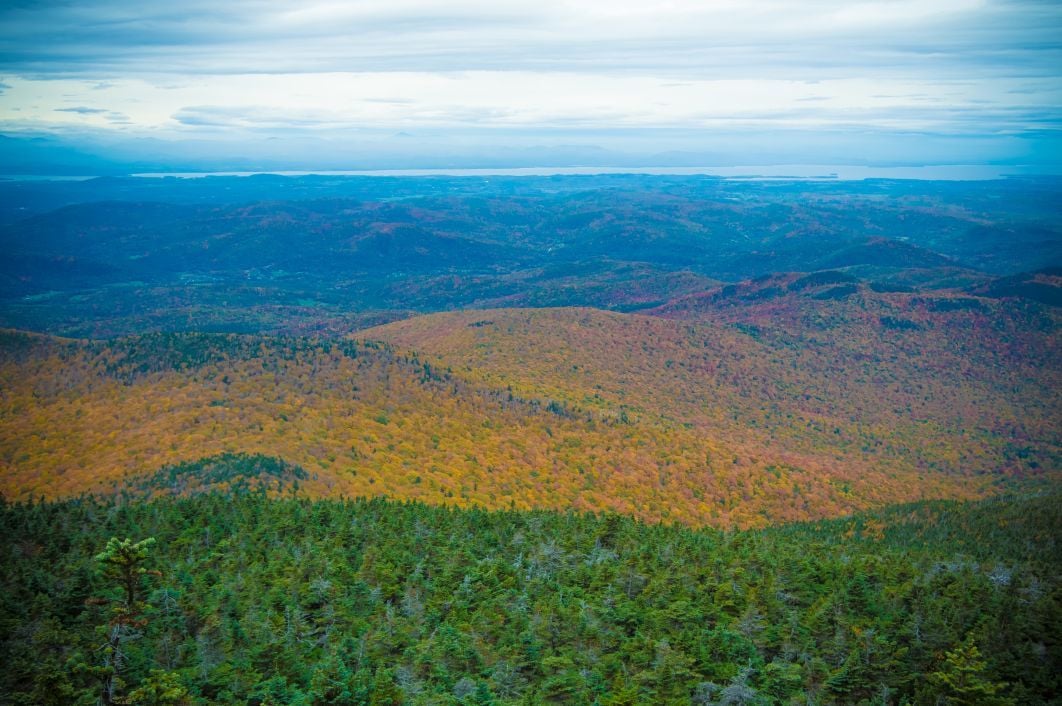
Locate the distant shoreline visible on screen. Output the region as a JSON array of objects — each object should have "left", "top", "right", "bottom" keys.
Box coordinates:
[{"left": 2, "top": 164, "right": 1057, "bottom": 182}]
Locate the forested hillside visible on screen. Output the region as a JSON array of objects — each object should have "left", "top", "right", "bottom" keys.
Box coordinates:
[
  {"left": 2, "top": 490, "right": 1058, "bottom": 705},
  {"left": 367, "top": 301, "right": 1059, "bottom": 484},
  {"left": 2, "top": 175, "right": 1059, "bottom": 338},
  {"left": 8, "top": 295, "right": 1059, "bottom": 526}
]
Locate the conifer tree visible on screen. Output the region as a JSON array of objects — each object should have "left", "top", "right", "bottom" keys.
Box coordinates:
[
  {"left": 93, "top": 537, "right": 156, "bottom": 706},
  {"left": 929, "top": 636, "right": 1015, "bottom": 705}
]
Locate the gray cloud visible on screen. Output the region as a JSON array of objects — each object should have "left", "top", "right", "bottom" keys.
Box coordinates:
[
  {"left": 0, "top": 0, "right": 1059, "bottom": 168},
  {"left": 171, "top": 105, "right": 370, "bottom": 130},
  {"left": 0, "top": 0, "right": 1059, "bottom": 81},
  {"left": 54, "top": 106, "right": 108, "bottom": 114}
]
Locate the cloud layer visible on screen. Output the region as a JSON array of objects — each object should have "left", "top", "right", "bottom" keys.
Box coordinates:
[{"left": 0, "top": 0, "right": 1059, "bottom": 168}]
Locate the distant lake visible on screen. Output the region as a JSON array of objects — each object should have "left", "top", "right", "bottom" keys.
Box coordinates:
[
  {"left": 127, "top": 164, "right": 1060, "bottom": 181},
  {"left": 5, "top": 164, "right": 1057, "bottom": 181}
]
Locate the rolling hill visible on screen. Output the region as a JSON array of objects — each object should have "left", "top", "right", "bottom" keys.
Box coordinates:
[
  {"left": 366, "top": 298, "right": 1059, "bottom": 483},
  {"left": 2, "top": 175, "right": 1060, "bottom": 338},
  {"left": 3, "top": 288, "right": 1056, "bottom": 526}
]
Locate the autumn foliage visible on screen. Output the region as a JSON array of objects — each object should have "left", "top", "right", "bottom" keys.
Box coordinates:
[{"left": 2, "top": 293, "right": 1056, "bottom": 527}]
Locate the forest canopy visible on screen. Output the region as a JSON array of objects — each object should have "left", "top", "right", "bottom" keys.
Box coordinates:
[{"left": 1, "top": 490, "right": 1058, "bottom": 705}]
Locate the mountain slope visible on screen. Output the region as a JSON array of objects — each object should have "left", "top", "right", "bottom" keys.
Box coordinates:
[
  {"left": 0, "top": 321, "right": 1005, "bottom": 527},
  {"left": 2, "top": 281, "right": 1058, "bottom": 526},
  {"left": 366, "top": 302, "right": 1059, "bottom": 483}
]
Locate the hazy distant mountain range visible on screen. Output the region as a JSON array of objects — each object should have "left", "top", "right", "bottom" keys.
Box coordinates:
[{"left": 2, "top": 174, "right": 1059, "bottom": 337}]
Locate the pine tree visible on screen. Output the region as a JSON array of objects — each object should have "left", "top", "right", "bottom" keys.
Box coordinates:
[
  {"left": 93, "top": 537, "right": 156, "bottom": 706},
  {"left": 929, "top": 636, "right": 1014, "bottom": 705},
  {"left": 126, "top": 670, "right": 190, "bottom": 706}
]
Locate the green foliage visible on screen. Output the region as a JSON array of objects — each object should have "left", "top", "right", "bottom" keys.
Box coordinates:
[
  {"left": 1, "top": 492, "right": 1058, "bottom": 704},
  {"left": 126, "top": 670, "right": 190, "bottom": 706},
  {"left": 95, "top": 537, "right": 156, "bottom": 600},
  {"left": 93, "top": 536, "right": 158, "bottom": 705},
  {"left": 929, "top": 637, "right": 1015, "bottom": 705},
  {"left": 134, "top": 454, "right": 308, "bottom": 497}
]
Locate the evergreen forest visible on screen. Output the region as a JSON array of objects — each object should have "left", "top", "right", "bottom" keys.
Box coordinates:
[{"left": 2, "top": 488, "right": 1059, "bottom": 704}]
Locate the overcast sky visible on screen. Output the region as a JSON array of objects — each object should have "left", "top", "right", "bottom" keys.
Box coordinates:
[{"left": 0, "top": 0, "right": 1059, "bottom": 170}]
